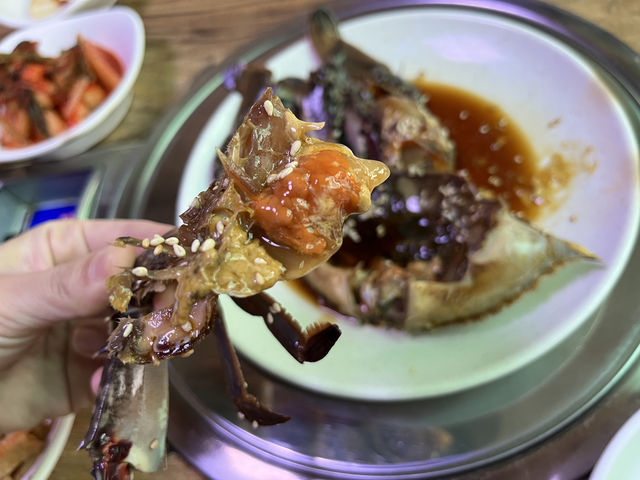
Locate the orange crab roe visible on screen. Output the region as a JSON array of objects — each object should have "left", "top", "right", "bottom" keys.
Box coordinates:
[{"left": 252, "top": 149, "right": 361, "bottom": 254}]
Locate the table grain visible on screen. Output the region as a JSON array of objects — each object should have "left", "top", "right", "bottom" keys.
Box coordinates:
[{"left": 1, "top": 0, "right": 639, "bottom": 478}]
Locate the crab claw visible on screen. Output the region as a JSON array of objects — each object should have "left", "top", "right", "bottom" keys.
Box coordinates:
[{"left": 232, "top": 292, "right": 341, "bottom": 363}]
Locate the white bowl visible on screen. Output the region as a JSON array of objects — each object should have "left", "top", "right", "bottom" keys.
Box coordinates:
[
  {"left": 21, "top": 414, "right": 76, "bottom": 480},
  {"left": 591, "top": 409, "right": 640, "bottom": 480},
  {"left": 0, "top": 6, "right": 145, "bottom": 163},
  {"left": 0, "top": 0, "right": 117, "bottom": 29}
]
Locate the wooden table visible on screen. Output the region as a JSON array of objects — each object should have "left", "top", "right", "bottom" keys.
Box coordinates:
[{"left": 1, "top": 0, "right": 639, "bottom": 478}]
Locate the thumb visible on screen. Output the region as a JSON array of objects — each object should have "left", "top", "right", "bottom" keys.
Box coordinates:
[{"left": 0, "top": 245, "right": 135, "bottom": 335}]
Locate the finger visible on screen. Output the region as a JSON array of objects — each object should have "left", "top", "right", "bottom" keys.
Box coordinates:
[
  {"left": 0, "top": 218, "right": 173, "bottom": 274},
  {"left": 71, "top": 318, "right": 109, "bottom": 358},
  {"left": 91, "top": 367, "right": 103, "bottom": 395},
  {"left": 68, "top": 349, "right": 104, "bottom": 413},
  {"left": 0, "top": 323, "right": 72, "bottom": 431},
  {"left": 82, "top": 219, "right": 175, "bottom": 252},
  {"left": 0, "top": 243, "right": 137, "bottom": 334},
  {"left": 153, "top": 284, "right": 176, "bottom": 310}
]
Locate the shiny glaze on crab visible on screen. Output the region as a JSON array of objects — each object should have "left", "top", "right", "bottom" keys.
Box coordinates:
[{"left": 106, "top": 88, "right": 388, "bottom": 364}]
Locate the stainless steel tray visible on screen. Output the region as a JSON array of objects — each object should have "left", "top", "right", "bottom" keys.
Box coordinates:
[{"left": 116, "top": 1, "right": 640, "bottom": 478}]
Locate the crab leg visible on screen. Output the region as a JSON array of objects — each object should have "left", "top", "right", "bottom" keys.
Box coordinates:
[
  {"left": 81, "top": 358, "right": 168, "bottom": 480},
  {"left": 232, "top": 293, "right": 341, "bottom": 363},
  {"left": 214, "top": 303, "right": 290, "bottom": 426},
  {"left": 309, "top": 9, "right": 425, "bottom": 103}
]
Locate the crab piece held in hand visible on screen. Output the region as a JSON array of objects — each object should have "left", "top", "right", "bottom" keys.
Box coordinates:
[
  {"left": 83, "top": 88, "right": 388, "bottom": 479},
  {"left": 107, "top": 87, "right": 386, "bottom": 414},
  {"left": 107, "top": 88, "right": 388, "bottom": 366}
]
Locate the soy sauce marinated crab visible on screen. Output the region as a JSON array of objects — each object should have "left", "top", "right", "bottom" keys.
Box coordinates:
[
  {"left": 226, "top": 9, "right": 599, "bottom": 331},
  {"left": 82, "top": 88, "right": 389, "bottom": 479}
]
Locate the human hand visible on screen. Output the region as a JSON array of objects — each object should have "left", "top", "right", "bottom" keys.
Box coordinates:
[{"left": 0, "top": 218, "right": 172, "bottom": 432}]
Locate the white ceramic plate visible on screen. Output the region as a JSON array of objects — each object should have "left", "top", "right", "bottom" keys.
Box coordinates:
[
  {"left": 0, "top": 6, "right": 144, "bottom": 163},
  {"left": 591, "top": 409, "right": 640, "bottom": 480},
  {"left": 21, "top": 413, "right": 75, "bottom": 480},
  {"left": 176, "top": 7, "right": 640, "bottom": 400},
  {"left": 0, "top": 0, "right": 117, "bottom": 29}
]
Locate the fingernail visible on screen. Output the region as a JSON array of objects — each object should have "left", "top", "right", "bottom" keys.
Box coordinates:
[
  {"left": 88, "top": 247, "right": 133, "bottom": 283},
  {"left": 87, "top": 248, "right": 111, "bottom": 283},
  {"left": 72, "top": 325, "right": 108, "bottom": 358}
]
